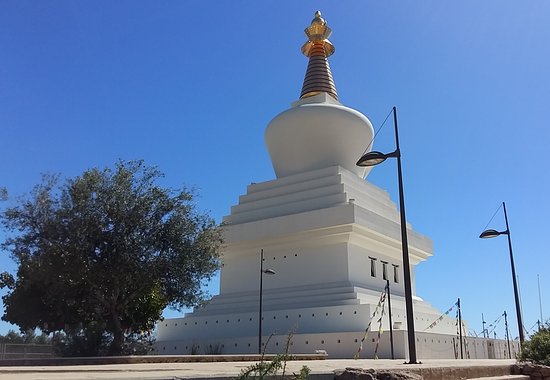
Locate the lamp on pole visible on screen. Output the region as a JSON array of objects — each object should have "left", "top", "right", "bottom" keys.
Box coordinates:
[
  {"left": 479, "top": 201, "right": 525, "bottom": 345},
  {"left": 258, "top": 249, "right": 276, "bottom": 354},
  {"left": 356, "top": 106, "right": 418, "bottom": 364}
]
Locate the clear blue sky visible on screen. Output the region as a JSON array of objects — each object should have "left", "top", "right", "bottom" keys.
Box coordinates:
[{"left": 1, "top": 1, "right": 549, "bottom": 341}]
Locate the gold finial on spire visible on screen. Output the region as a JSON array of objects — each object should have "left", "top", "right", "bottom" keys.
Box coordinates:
[
  {"left": 302, "top": 11, "right": 334, "bottom": 57},
  {"left": 300, "top": 11, "right": 338, "bottom": 100}
]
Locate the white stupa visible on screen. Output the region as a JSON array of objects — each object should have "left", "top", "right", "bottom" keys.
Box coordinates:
[{"left": 156, "top": 12, "right": 513, "bottom": 359}]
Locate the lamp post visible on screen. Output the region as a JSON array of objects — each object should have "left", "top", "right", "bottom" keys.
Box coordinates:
[
  {"left": 479, "top": 201, "right": 524, "bottom": 345},
  {"left": 258, "top": 249, "right": 276, "bottom": 354},
  {"left": 356, "top": 106, "right": 418, "bottom": 364}
]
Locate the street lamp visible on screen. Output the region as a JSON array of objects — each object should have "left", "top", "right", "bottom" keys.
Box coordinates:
[
  {"left": 479, "top": 201, "right": 524, "bottom": 345},
  {"left": 356, "top": 106, "right": 418, "bottom": 364},
  {"left": 258, "top": 249, "right": 276, "bottom": 354}
]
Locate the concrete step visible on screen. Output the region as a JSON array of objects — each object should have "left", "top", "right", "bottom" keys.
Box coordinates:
[{"left": 467, "top": 376, "right": 529, "bottom": 380}]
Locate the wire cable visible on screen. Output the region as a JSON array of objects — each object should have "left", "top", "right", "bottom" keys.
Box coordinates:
[
  {"left": 481, "top": 203, "right": 503, "bottom": 232},
  {"left": 360, "top": 107, "right": 394, "bottom": 157}
]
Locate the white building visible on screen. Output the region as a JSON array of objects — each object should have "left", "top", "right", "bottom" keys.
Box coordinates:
[{"left": 155, "top": 12, "right": 517, "bottom": 360}]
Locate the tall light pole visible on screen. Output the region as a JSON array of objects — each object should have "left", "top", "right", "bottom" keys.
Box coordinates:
[
  {"left": 479, "top": 201, "right": 524, "bottom": 345},
  {"left": 356, "top": 106, "right": 418, "bottom": 364},
  {"left": 537, "top": 274, "right": 543, "bottom": 331},
  {"left": 258, "top": 249, "right": 275, "bottom": 354}
]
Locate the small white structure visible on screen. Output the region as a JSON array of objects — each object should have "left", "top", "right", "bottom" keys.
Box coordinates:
[{"left": 156, "top": 12, "right": 514, "bottom": 359}]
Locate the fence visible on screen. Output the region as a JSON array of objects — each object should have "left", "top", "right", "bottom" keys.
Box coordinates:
[{"left": 0, "top": 343, "right": 54, "bottom": 360}]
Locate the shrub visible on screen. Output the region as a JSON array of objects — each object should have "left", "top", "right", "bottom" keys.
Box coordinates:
[
  {"left": 235, "top": 332, "right": 310, "bottom": 380},
  {"left": 520, "top": 323, "right": 550, "bottom": 366}
]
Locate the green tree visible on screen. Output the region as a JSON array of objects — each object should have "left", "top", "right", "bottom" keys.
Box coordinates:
[
  {"left": 520, "top": 322, "right": 550, "bottom": 366},
  {"left": 0, "top": 329, "right": 51, "bottom": 344},
  {"left": 0, "top": 160, "right": 222, "bottom": 355}
]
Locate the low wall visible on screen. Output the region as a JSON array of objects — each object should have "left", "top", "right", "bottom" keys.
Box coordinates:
[
  {"left": 155, "top": 330, "right": 520, "bottom": 360},
  {"left": 0, "top": 353, "right": 327, "bottom": 367}
]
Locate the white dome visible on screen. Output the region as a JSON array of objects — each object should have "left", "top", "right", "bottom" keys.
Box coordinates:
[{"left": 265, "top": 93, "right": 374, "bottom": 178}]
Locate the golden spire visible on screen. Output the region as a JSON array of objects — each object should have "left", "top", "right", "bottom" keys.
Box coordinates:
[{"left": 300, "top": 11, "right": 338, "bottom": 100}]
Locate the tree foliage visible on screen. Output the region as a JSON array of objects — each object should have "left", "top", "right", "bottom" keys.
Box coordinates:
[
  {"left": 520, "top": 322, "right": 550, "bottom": 366},
  {"left": 0, "top": 160, "right": 222, "bottom": 355},
  {"left": 0, "top": 329, "right": 51, "bottom": 344}
]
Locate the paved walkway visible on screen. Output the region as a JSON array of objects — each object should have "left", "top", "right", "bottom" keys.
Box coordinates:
[{"left": 0, "top": 359, "right": 518, "bottom": 380}]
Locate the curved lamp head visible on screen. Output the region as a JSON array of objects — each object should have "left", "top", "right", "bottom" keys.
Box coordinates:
[
  {"left": 356, "top": 151, "right": 390, "bottom": 167},
  {"left": 263, "top": 269, "right": 276, "bottom": 275},
  {"left": 479, "top": 229, "right": 508, "bottom": 239}
]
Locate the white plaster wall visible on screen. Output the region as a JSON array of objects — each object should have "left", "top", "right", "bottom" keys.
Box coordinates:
[
  {"left": 221, "top": 242, "right": 350, "bottom": 294},
  {"left": 265, "top": 94, "right": 374, "bottom": 179},
  {"left": 348, "top": 243, "right": 406, "bottom": 297},
  {"left": 157, "top": 295, "right": 459, "bottom": 345},
  {"left": 156, "top": 166, "right": 450, "bottom": 356},
  {"left": 155, "top": 327, "right": 519, "bottom": 360},
  {"left": 414, "top": 332, "right": 520, "bottom": 360}
]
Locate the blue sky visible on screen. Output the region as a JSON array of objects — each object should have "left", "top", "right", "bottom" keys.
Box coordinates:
[{"left": 1, "top": 1, "right": 549, "bottom": 342}]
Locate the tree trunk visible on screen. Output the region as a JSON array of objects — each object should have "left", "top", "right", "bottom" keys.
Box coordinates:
[{"left": 109, "top": 310, "right": 124, "bottom": 356}]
